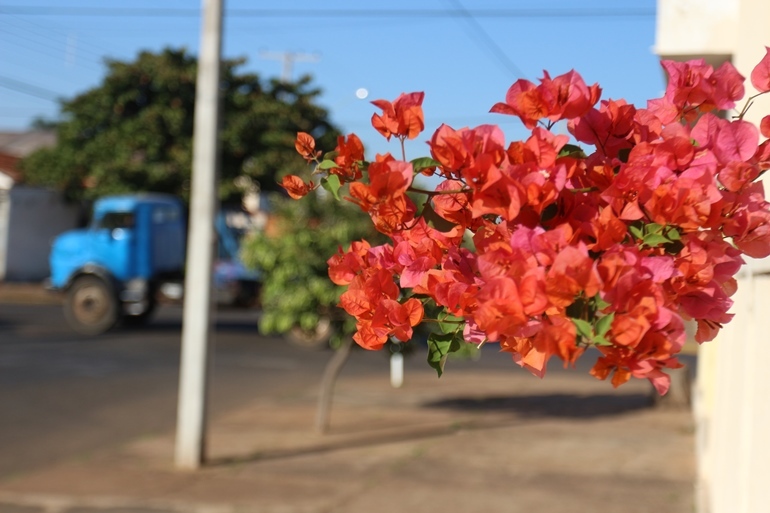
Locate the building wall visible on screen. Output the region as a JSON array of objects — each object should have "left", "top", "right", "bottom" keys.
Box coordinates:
[
  {"left": 3, "top": 186, "right": 81, "bottom": 282},
  {"left": 655, "top": 0, "right": 739, "bottom": 61},
  {"left": 656, "top": 1, "right": 770, "bottom": 511},
  {"left": 0, "top": 188, "right": 10, "bottom": 281}
]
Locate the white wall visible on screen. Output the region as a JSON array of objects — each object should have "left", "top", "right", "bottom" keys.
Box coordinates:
[
  {"left": 3, "top": 186, "right": 80, "bottom": 282},
  {"left": 0, "top": 188, "right": 10, "bottom": 281},
  {"left": 655, "top": 0, "right": 739, "bottom": 61},
  {"left": 656, "top": 1, "right": 770, "bottom": 512}
]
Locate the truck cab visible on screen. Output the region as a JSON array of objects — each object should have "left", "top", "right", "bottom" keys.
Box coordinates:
[{"left": 49, "top": 194, "right": 186, "bottom": 334}]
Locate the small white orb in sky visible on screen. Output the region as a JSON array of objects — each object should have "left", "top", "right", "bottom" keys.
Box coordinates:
[{"left": 355, "top": 88, "right": 369, "bottom": 100}]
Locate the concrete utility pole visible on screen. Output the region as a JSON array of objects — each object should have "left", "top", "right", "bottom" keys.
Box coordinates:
[
  {"left": 175, "top": 0, "right": 223, "bottom": 470},
  {"left": 259, "top": 50, "right": 320, "bottom": 82}
]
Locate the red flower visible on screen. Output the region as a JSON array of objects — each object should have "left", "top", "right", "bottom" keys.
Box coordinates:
[
  {"left": 371, "top": 92, "right": 425, "bottom": 140},
  {"left": 330, "top": 133, "right": 365, "bottom": 183},
  {"left": 750, "top": 46, "right": 770, "bottom": 93},
  {"left": 280, "top": 175, "right": 314, "bottom": 199},
  {"left": 327, "top": 240, "right": 371, "bottom": 286},
  {"left": 429, "top": 124, "right": 508, "bottom": 180},
  {"left": 294, "top": 132, "right": 317, "bottom": 161},
  {"left": 661, "top": 59, "right": 745, "bottom": 115},
  {"left": 569, "top": 99, "right": 638, "bottom": 159},
  {"left": 545, "top": 244, "right": 601, "bottom": 308},
  {"left": 348, "top": 155, "right": 417, "bottom": 234},
  {"left": 490, "top": 70, "right": 601, "bottom": 128},
  {"left": 760, "top": 115, "right": 770, "bottom": 139},
  {"left": 287, "top": 55, "right": 770, "bottom": 395}
]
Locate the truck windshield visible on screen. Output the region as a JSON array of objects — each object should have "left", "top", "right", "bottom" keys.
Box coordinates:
[{"left": 97, "top": 212, "right": 135, "bottom": 230}]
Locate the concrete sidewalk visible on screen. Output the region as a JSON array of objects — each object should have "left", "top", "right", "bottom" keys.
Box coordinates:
[{"left": 0, "top": 364, "right": 695, "bottom": 513}]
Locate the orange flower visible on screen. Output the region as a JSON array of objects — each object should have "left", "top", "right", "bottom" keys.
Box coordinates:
[
  {"left": 280, "top": 175, "right": 314, "bottom": 199},
  {"left": 331, "top": 133, "right": 365, "bottom": 183},
  {"left": 348, "top": 156, "right": 417, "bottom": 233},
  {"left": 545, "top": 245, "right": 601, "bottom": 308},
  {"left": 327, "top": 240, "right": 371, "bottom": 286},
  {"left": 371, "top": 92, "right": 425, "bottom": 140},
  {"left": 294, "top": 132, "right": 317, "bottom": 161}
]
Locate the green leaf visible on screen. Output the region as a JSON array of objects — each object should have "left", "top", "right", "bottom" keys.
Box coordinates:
[
  {"left": 629, "top": 224, "right": 644, "bottom": 240},
  {"left": 321, "top": 174, "right": 342, "bottom": 200},
  {"left": 421, "top": 201, "right": 457, "bottom": 233},
  {"left": 595, "top": 312, "right": 615, "bottom": 337},
  {"left": 558, "top": 143, "right": 587, "bottom": 159},
  {"left": 645, "top": 223, "right": 665, "bottom": 235},
  {"left": 592, "top": 295, "right": 610, "bottom": 311},
  {"left": 323, "top": 150, "right": 339, "bottom": 161},
  {"left": 437, "top": 312, "right": 464, "bottom": 334},
  {"left": 592, "top": 335, "right": 613, "bottom": 346},
  {"left": 318, "top": 159, "right": 339, "bottom": 170},
  {"left": 642, "top": 233, "right": 670, "bottom": 247},
  {"left": 572, "top": 318, "right": 593, "bottom": 339},
  {"left": 666, "top": 228, "right": 681, "bottom": 241},
  {"left": 427, "top": 331, "right": 463, "bottom": 377},
  {"left": 410, "top": 157, "right": 440, "bottom": 173}
]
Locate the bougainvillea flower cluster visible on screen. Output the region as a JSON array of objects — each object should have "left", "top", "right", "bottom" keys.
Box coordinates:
[{"left": 283, "top": 48, "right": 770, "bottom": 395}]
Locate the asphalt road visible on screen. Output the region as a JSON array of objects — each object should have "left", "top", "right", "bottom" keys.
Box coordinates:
[
  {"left": 0, "top": 301, "right": 683, "bottom": 487},
  {"left": 0, "top": 303, "right": 396, "bottom": 480}
]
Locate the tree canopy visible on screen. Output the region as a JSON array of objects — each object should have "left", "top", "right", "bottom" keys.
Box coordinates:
[{"left": 20, "top": 48, "right": 340, "bottom": 202}]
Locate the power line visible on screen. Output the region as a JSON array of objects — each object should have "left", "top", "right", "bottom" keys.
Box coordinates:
[
  {"left": 443, "top": 0, "right": 526, "bottom": 79},
  {"left": 3, "top": 14, "right": 118, "bottom": 62},
  {"left": 0, "top": 7, "right": 656, "bottom": 18},
  {"left": 0, "top": 27, "right": 105, "bottom": 73},
  {"left": 0, "top": 75, "right": 63, "bottom": 101},
  {"left": 5, "top": 14, "right": 112, "bottom": 56}
]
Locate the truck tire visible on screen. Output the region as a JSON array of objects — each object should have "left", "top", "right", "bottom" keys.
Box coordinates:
[{"left": 64, "top": 275, "right": 120, "bottom": 335}]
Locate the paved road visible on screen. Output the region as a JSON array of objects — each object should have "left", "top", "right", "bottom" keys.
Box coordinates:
[
  {"left": 0, "top": 303, "right": 696, "bottom": 513},
  {"left": 0, "top": 303, "right": 382, "bottom": 480},
  {"left": 1, "top": 303, "right": 527, "bottom": 481}
]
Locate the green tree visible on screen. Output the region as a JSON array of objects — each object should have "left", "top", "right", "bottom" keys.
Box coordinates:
[
  {"left": 241, "top": 191, "right": 381, "bottom": 347},
  {"left": 241, "top": 191, "right": 383, "bottom": 433},
  {"left": 20, "top": 48, "right": 339, "bottom": 202}
]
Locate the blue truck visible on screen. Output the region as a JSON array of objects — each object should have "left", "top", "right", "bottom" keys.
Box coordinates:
[{"left": 48, "top": 193, "right": 259, "bottom": 335}]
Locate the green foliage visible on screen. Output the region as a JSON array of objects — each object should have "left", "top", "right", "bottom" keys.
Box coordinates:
[
  {"left": 409, "top": 157, "right": 440, "bottom": 174},
  {"left": 557, "top": 143, "right": 587, "bottom": 159},
  {"left": 320, "top": 174, "right": 342, "bottom": 200},
  {"left": 571, "top": 312, "right": 615, "bottom": 347},
  {"left": 628, "top": 221, "right": 682, "bottom": 249},
  {"left": 426, "top": 331, "right": 464, "bottom": 377},
  {"left": 240, "top": 191, "right": 381, "bottom": 345},
  {"left": 19, "top": 48, "right": 340, "bottom": 203}
]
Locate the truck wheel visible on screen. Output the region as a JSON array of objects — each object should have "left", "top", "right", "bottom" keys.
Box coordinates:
[
  {"left": 287, "top": 317, "right": 333, "bottom": 349},
  {"left": 123, "top": 298, "right": 157, "bottom": 327},
  {"left": 64, "top": 276, "right": 120, "bottom": 335}
]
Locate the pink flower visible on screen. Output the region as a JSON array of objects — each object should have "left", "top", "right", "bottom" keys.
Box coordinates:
[{"left": 750, "top": 47, "right": 770, "bottom": 93}]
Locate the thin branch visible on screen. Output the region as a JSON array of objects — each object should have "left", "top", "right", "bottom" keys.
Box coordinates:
[{"left": 408, "top": 186, "right": 472, "bottom": 196}]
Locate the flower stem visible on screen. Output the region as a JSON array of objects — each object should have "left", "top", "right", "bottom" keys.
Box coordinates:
[{"left": 408, "top": 186, "right": 471, "bottom": 196}]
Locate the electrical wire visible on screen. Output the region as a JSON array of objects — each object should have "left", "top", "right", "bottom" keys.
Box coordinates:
[
  {"left": 0, "top": 6, "right": 656, "bottom": 18},
  {"left": 0, "top": 75, "right": 63, "bottom": 101},
  {"left": 442, "top": 0, "right": 526, "bottom": 79},
  {"left": 0, "top": 28, "right": 105, "bottom": 73},
  {"left": 2, "top": 14, "right": 117, "bottom": 63}
]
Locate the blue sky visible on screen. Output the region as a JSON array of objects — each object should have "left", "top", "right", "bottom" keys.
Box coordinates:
[{"left": 0, "top": 0, "right": 664, "bottom": 160}]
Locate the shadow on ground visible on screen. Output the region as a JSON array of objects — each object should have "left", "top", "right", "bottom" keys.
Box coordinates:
[
  {"left": 206, "top": 392, "right": 652, "bottom": 468},
  {"left": 424, "top": 392, "right": 653, "bottom": 418}
]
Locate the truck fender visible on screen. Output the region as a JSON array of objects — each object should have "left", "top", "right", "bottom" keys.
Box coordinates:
[{"left": 64, "top": 264, "right": 119, "bottom": 293}]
